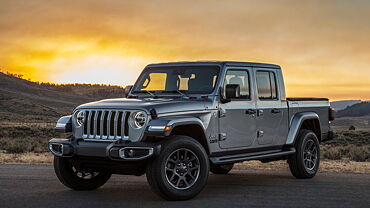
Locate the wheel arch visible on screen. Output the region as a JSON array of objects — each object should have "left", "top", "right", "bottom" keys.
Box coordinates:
[
  {"left": 286, "top": 112, "right": 322, "bottom": 145},
  {"left": 146, "top": 117, "right": 210, "bottom": 155},
  {"left": 169, "top": 124, "right": 209, "bottom": 155}
]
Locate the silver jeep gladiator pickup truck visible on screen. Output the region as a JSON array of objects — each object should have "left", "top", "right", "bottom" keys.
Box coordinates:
[{"left": 49, "top": 61, "right": 335, "bottom": 200}]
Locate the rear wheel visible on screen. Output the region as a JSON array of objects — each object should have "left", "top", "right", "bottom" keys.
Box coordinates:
[
  {"left": 288, "top": 130, "right": 320, "bottom": 179},
  {"left": 53, "top": 156, "right": 111, "bottom": 190},
  {"left": 210, "top": 163, "right": 234, "bottom": 174},
  {"left": 146, "top": 136, "right": 209, "bottom": 200}
]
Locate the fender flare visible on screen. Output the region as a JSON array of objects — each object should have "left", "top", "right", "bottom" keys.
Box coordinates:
[
  {"left": 55, "top": 115, "right": 72, "bottom": 133},
  {"left": 146, "top": 116, "right": 206, "bottom": 137},
  {"left": 285, "top": 112, "right": 321, "bottom": 145}
]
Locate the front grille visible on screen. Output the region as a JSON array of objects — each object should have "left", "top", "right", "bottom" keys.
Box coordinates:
[{"left": 82, "top": 110, "right": 131, "bottom": 140}]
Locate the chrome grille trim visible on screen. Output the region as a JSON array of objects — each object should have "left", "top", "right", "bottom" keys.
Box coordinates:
[
  {"left": 113, "top": 111, "right": 119, "bottom": 140},
  {"left": 100, "top": 111, "right": 105, "bottom": 139},
  {"left": 106, "top": 111, "right": 112, "bottom": 139},
  {"left": 121, "top": 112, "right": 126, "bottom": 139},
  {"left": 87, "top": 111, "right": 92, "bottom": 138},
  {"left": 93, "top": 111, "right": 98, "bottom": 138},
  {"left": 82, "top": 109, "right": 130, "bottom": 141}
]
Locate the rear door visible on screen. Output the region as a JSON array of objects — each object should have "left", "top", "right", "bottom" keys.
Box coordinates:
[
  {"left": 254, "top": 68, "right": 285, "bottom": 146},
  {"left": 218, "top": 67, "right": 257, "bottom": 149}
]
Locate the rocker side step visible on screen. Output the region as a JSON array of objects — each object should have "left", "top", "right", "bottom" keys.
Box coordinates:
[{"left": 210, "top": 148, "right": 296, "bottom": 165}]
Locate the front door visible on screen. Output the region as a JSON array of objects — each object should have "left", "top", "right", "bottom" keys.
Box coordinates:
[{"left": 219, "top": 68, "right": 257, "bottom": 149}]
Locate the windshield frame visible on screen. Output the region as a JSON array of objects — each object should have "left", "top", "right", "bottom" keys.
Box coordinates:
[{"left": 130, "top": 65, "right": 222, "bottom": 97}]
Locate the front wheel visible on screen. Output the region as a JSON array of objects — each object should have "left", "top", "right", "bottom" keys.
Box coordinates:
[
  {"left": 288, "top": 130, "right": 320, "bottom": 179},
  {"left": 53, "top": 156, "right": 111, "bottom": 190},
  {"left": 146, "top": 136, "right": 209, "bottom": 200}
]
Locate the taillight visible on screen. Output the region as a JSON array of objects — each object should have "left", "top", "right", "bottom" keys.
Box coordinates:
[{"left": 329, "top": 107, "right": 335, "bottom": 121}]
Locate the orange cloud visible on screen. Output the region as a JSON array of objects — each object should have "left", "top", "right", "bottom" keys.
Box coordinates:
[{"left": 0, "top": 0, "right": 369, "bottom": 100}]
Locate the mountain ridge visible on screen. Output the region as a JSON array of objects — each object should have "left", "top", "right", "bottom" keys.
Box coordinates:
[
  {"left": 336, "top": 102, "right": 370, "bottom": 118},
  {"left": 0, "top": 72, "right": 124, "bottom": 122},
  {"left": 330, "top": 100, "right": 362, "bottom": 111}
]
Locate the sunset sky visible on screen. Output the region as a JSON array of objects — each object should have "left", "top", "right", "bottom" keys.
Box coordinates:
[{"left": 0, "top": 0, "right": 370, "bottom": 100}]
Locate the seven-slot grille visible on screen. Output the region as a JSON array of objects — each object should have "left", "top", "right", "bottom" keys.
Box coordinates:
[{"left": 82, "top": 110, "right": 131, "bottom": 140}]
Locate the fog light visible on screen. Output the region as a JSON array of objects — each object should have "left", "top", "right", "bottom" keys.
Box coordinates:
[
  {"left": 118, "top": 147, "right": 154, "bottom": 160},
  {"left": 126, "top": 149, "right": 135, "bottom": 158}
]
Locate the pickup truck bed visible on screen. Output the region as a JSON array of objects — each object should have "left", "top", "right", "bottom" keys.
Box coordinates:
[{"left": 286, "top": 97, "right": 332, "bottom": 143}]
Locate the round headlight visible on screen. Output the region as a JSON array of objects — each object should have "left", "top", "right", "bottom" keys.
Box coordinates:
[
  {"left": 74, "top": 111, "right": 85, "bottom": 127},
  {"left": 129, "top": 111, "right": 147, "bottom": 129}
]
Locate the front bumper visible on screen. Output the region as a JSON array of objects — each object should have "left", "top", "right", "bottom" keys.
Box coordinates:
[{"left": 48, "top": 138, "right": 161, "bottom": 161}]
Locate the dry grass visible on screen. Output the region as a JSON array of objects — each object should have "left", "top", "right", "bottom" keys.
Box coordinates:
[
  {"left": 0, "top": 125, "right": 64, "bottom": 153},
  {"left": 321, "top": 145, "right": 370, "bottom": 162},
  {"left": 320, "top": 130, "right": 370, "bottom": 162},
  {"left": 0, "top": 124, "right": 369, "bottom": 174},
  {"left": 0, "top": 151, "right": 52, "bottom": 164}
]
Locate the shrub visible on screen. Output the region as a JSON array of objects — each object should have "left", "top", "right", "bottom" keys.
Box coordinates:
[
  {"left": 349, "top": 125, "right": 356, "bottom": 130},
  {"left": 0, "top": 126, "right": 58, "bottom": 139},
  {"left": 322, "top": 146, "right": 343, "bottom": 160},
  {"left": 321, "top": 144, "right": 370, "bottom": 162},
  {"left": 348, "top": 145, "right": 370, "bottom": 162},
  {"left": 0, "top": 137, "right": 49, "bottom": 153}
]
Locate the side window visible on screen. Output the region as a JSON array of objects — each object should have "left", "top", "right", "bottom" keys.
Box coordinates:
[
  {"left": 224, "top": 70, "right": 250, "bottom": 99},
  {"left": 256, "top": 71, "right": 278, "bottom": 100}
]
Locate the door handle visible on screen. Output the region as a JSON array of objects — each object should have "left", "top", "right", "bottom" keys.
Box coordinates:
[
  {"left": 271, "top": 108, "right": 281, "bottom": 114},
  {"left": 246, "top": 109, "right": 256, "bottom": 115}
]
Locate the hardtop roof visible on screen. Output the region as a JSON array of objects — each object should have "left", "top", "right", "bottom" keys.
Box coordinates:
[{"left": 146, "top": 61, "right": 281, "bottom": 69}]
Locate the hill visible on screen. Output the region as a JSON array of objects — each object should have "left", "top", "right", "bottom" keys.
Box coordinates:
[
  {"left": 330, "top": 100, "right": 362, "bottom": 111},
  {"left": 336, "top": 102, "right": 370, "bottom": 118},
  {"left": 0, "top": 72, "right": 124, "bottom": 123}
]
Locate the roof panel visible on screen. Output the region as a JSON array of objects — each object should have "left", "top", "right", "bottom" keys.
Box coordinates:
[{"left": 146, "top": 61, "right": 281, "bottom": 69}]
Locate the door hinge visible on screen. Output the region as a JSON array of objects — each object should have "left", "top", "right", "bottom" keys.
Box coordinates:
[
  {"left": 219, "top": 133, "right": 227, "bottom": 141},
  {"left": 218, "top": 107, "right": 226, "bottom": 118},
  {"left": 257, "top": 109, "right": 264, "bottom": 117}
]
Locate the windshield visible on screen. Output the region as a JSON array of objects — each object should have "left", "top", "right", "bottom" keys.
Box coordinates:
[{"left": 132, "top": 66, "right": 220, "bottom": 95}]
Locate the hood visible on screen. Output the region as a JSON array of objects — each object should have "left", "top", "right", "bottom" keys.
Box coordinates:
[{"left": 76, "top": 97, "right": 213, "bottom": 115}]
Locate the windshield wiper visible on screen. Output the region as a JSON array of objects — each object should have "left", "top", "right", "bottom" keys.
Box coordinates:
[
  {"left": 160, "top": 90, "right": 189, "bottom": 98},
  {"left": 132, "top": 90, "right": 156, "bottom": 97}
]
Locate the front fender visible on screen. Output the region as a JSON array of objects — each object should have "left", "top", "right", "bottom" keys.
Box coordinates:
[
  {"left": 286, "top": 112, "right": 321, "bottom": 145},
  {"left": 145, "top": 116, "right": 205, "bottom": 137}
]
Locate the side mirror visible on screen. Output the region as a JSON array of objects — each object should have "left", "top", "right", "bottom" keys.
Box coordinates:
[
  {"left": 225, "top": 84, "right": 240, "bottom": 99},
  {"left": 123, "top": 85, "right": 133, "bottom": 98},
  {"left": 220, "top": 84, "right": 240, "bottom": 103}
]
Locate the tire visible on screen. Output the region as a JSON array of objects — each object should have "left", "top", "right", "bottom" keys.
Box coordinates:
[
  {"left": 288, "top": 129, "right": 320, "bottom": 179},
  {"left": 53, "top": 156, "right": 111, "bottom": 190},
  {"left": 146, "top": 135, "right": 209, "bottom": 201},
  {"left": 210, "top": 163, "right": 234, "bottom": 174}
]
